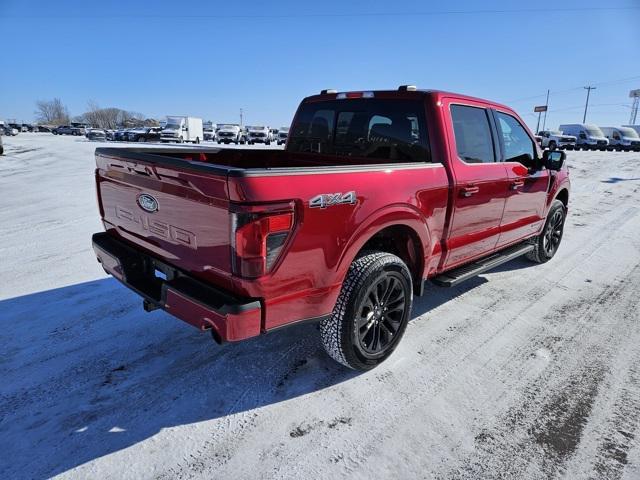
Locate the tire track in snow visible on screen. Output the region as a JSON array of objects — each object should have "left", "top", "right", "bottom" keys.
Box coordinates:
[{"left": 445, "top": 263, "right": 640, "bottom": 479}]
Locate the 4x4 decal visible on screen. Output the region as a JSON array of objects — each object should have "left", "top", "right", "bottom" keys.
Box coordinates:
[{"left": 309, "top": 191, "right": 357, "bottom": 209}]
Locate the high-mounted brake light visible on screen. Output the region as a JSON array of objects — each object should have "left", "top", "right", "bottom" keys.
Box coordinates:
[
  {"left": 336, "top": 91, "right": 375, "bottom": 99},
  {"left": 320, "top": 89, "right": 337, "bottom": 94},
  {"left": 231, "top": 209, "right": 294, "bottom": 278},
  {"left": 398, "top": 85, "right": 417, "bottom": 91}
]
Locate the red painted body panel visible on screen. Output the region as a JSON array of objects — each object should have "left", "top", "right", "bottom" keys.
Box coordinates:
[{"left": 93, "top": 89, "right": 570, "bottom": 340}]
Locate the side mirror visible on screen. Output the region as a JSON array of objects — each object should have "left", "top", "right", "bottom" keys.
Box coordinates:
[{"left": 542, "top": 150, "right": 565, "bottom": 171}]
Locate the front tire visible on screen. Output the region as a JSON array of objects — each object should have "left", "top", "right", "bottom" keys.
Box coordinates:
[
  {"left": 320, "top": 252, "right": 413, "bottom": 370},
  {"left": 526, "top": 200, "right": 566, "bottom": 264}
]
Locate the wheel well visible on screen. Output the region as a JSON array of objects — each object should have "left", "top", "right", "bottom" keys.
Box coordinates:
[
  {"left": 360, "top": 225, "right": 424, "bottom": 296},
  {"left": 555, "top": 188, "right": 569, "bottom": 208}
]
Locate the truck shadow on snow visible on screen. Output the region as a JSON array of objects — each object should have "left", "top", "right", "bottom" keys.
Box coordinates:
[{"left": 1, "top": 258, "right": 531, "bottom": 478}]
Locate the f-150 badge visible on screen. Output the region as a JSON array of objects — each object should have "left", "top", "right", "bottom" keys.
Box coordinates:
[{"left": 309, "top": 191, "right": 356, "bottom": 209}]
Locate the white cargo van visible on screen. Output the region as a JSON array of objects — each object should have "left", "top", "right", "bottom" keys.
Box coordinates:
[
  {"left": 160, "top": 116, "right": 203, "bottom": 143},
  {"left": 558, "top": 124, "right": 609, "bottom": 150},
  {"left": 601, "top": 127, "right": 640, "bottom": 151},
  {"left": 622, "top": 125, "right": 640, "bottom": 137}
]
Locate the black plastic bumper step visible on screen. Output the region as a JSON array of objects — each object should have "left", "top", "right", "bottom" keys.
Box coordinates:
[{"left": 432, "top": 243, "right": 535, "bottom": 287}]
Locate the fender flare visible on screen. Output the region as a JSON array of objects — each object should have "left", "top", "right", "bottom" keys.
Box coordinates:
[
  {"left": 548, "top": 180, "right": 570, "bottom": 209},
  {"left": 335, "top": 204, "right": 432, "bottom": 286}
]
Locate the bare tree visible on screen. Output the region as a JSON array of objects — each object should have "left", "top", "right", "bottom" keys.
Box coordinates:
[
  {"left": 78, "top": 102, "right": 155, "bottom": 129},
  {"left": 34, "top": 98, "right": 70, "bottom": 125}
]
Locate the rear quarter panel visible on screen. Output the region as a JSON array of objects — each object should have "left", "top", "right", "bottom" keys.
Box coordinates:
[{"left": 229, "top": 164, "right": 449, "bottom": 330}]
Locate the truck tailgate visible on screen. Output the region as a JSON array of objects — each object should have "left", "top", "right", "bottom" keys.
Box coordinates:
[{"left": 96, "top": 151, "right": 232, "bottom": 282}]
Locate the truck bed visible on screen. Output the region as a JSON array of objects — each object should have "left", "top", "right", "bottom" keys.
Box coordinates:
[{"left": 95, "top": 146, "right": 419, "bottom": 175}]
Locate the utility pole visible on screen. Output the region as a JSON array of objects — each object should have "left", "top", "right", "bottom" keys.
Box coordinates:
[
  {"left": 542, "top": 89, "right": 550, "bottom": 130},
  {"left": 630, "top": 89, "right": 640, "bottom": 125},
  {"left": 239, "top": 108, "right": 244, "bottom": 127},
  {"left": 583, "top": 86, "right": 596, "bottom": 123}
]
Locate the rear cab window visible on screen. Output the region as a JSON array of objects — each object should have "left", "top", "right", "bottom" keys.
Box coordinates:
[
  {"left": 288, "top": 98, "right": 431, "bottom": 163},
  {"left": 450, "top": 104, "right": 496, "bottom": 164}
]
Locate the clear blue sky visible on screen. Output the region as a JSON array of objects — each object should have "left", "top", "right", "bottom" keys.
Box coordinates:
[{"left": 1, "top": 0, "right": 639, "bottom": 130}]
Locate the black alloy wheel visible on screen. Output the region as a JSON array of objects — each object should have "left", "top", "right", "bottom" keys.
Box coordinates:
[
  {"left": 543, "top": 208, "right": 564, "bottom": 257},
  {"left": 357, "top": 273, "right": 407, "bottom": 355}
]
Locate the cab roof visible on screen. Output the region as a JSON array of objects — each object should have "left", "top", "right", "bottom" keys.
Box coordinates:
[{"left": 303, "top": 88, "right": 514, "bottom": 112}]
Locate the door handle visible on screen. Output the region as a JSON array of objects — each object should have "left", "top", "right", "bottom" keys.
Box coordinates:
[
  {"left": 510, "top": 179, "right": 525, "bottom": 190},
  {"left": 460, "top": 185, "right": 480, "bottom": 197}
]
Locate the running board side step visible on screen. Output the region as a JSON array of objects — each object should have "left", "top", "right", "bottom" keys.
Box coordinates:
[{"left": 431, "top": 243, "right": 535, "bottom": 287}]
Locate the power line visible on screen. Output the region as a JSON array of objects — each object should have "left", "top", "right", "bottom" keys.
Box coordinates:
[
  {"left": 505, "top": 75, "right": 640, "bottom": 104},
  {"left": 4, "top": 6, "right": 639, "bottom": 19}
]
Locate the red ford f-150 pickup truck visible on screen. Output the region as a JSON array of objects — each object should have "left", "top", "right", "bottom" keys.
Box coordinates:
[{"left": 92, "top": 86, "right": 570, "bottom": 370}]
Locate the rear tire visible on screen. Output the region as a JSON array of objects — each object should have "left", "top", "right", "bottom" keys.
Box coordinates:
[
  {"left": 320, "top": 252, "right": 413, "bottom": 370},
  {"left": 526, "top": 200, "right": 566, "bottom": 264}
]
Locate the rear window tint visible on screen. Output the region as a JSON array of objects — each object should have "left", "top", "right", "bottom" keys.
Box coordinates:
[
  {"left": 450, "top": 104, "right": 496, "bottom": 164},
  {"left": 288, "top": 99, "right": 431, "bottom": 163}
]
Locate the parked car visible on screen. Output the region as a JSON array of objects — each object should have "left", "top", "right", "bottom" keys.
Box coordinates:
[
  {"left": 215, "top": 124, "right": 242, "bottom": 144},
  {"left": 246, "top": 125, "right": 271, "bottom": 144},
  {"left": 91, "top": 86, "right": 570, "bottom": 370},
  {"left": 537, "top": 130, "right": 577, "bottom": 150},
  {"left": 127, "top": 127, "right": 162, "bottom": 143},
  {"left": 112, "top": 129, "right": 130, "bottom": 141},
  {"left": 53, "top": 125, "right": 85, "bottom": 136},
  {"left": 8, "top": 123, "right": 22, "bottom": 133},
  {"left": 2, "top": 126, "right": 19, "bottom": 136},
  {"left": 71, "top": 123, "right": 89, "bottom": 135},
  {"left": 600, "top": 126, "right": 640, "bottom": 151},
  {"left": 86, "top": 129, "right": 107, "bottom": 141},
  {"left": 276, "top": 127, "right": 289, "bottom": 145},
  {"left": 239, "top": 127, "right": 249, "bottom": 144},
  {"left": 203, "top": 121, "right": 216, "bottom": 141},
  {"left": 160, "top": 116, "right": 203, "bottom": 144},
  {"left": 36, "top": 125, "right": 53, "bottom": 133},
  {"left": 558, "top": 124, "right": 609, "bottom": 150}
]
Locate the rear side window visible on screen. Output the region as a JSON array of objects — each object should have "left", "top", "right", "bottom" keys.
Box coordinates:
[
  {"left": 494, "top": 112, "right": 535, "bottom": 166},
  {"left": 450, "top": 105, "right": 496, "bottom": 163},
  {"left": 288, "top": 99, "right": 431, "bottom": 163}
]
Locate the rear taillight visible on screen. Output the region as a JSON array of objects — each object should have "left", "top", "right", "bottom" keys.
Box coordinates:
[{"left": 231, "top": 207, "right": 295, "bottom": 278}]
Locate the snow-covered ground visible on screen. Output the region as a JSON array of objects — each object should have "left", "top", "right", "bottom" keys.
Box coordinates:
[{"left": 1, "top": 134, "right": 639, "bottom": 479}]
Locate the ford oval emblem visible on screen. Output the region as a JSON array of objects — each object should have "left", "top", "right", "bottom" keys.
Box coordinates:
[{"left": 137, "top": 194, "right": 158, "bottom": 213}]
